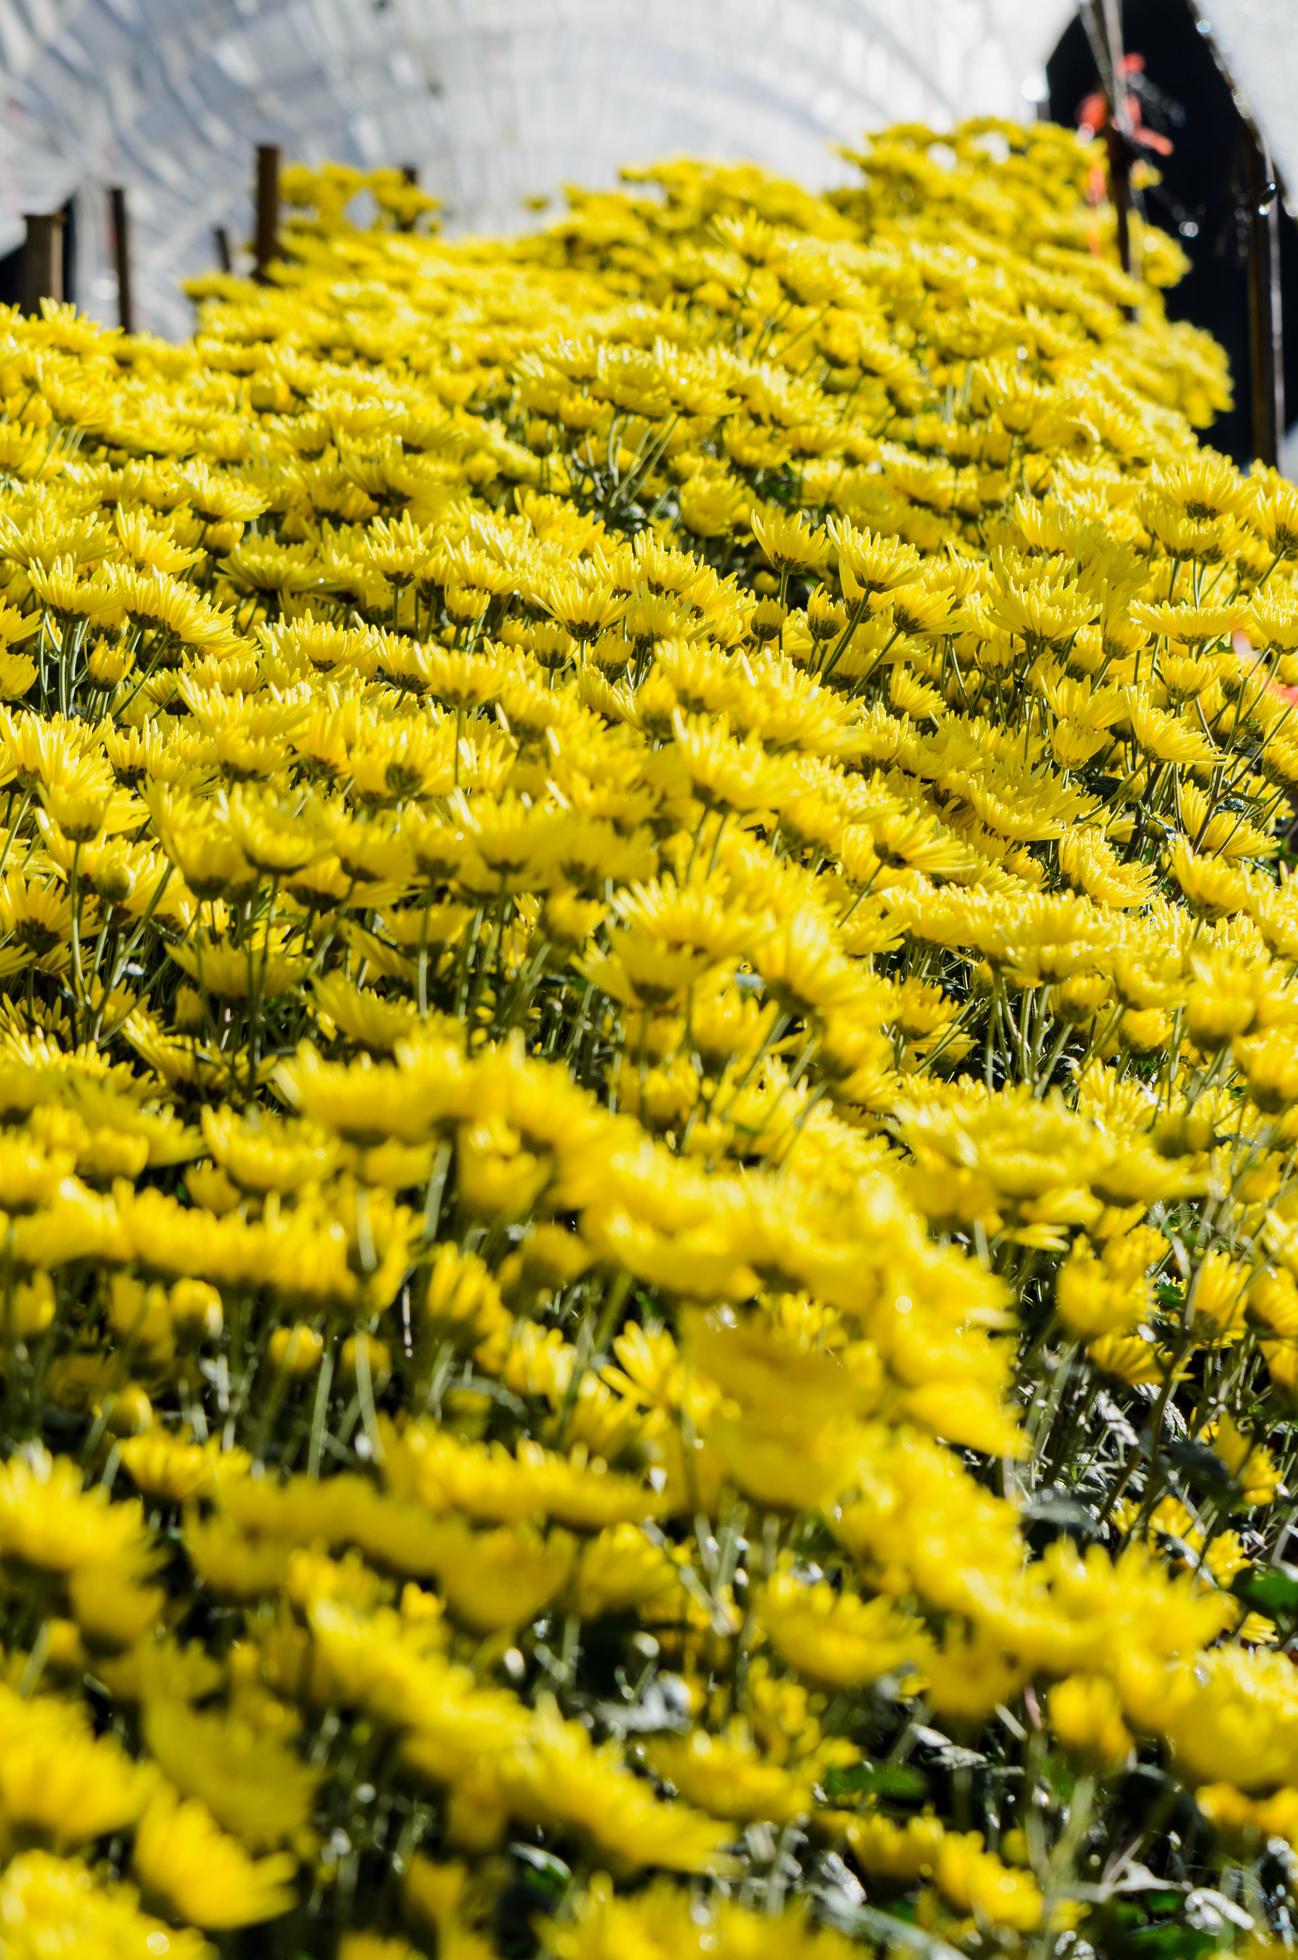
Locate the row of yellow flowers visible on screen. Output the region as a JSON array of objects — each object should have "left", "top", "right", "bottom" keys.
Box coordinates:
[{"left": 0, "top": 121, "right": 1294, "bottom": 1956}]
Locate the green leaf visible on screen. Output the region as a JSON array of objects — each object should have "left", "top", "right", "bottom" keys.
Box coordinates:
[
  {"left": 1023, "top": 1491, "right": 1105, "bottom": 1537},
  {"left": 509, "top": 1844, "right": 571, "bottom": 1898},
  {"left": 1161, "top": 1438, "right": 1232, "bottom": 1493},
  {"left": 837, "top": 1905, "right": 966, "bottom": 1960},
  {"left": 1232, "top": 1564, "right": 1298, "bottom": 1619},
  {"left": 1126, "top": 1928, "right": 1217, "bottom": 1959},
  {"left": 824, "top": 1762, "right": 928, "bottom": 1803}
]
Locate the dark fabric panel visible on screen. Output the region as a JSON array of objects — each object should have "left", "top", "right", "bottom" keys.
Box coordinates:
[{"left": 1047, "top": 0, "right": 1298, "bottom": 462}]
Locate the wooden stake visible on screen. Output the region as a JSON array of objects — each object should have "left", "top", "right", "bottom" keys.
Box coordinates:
[
  {"left": 398, "top": 162, "right": 421, "bottom": 232},
  {"left": 212, "top": 224, "right": 234, "bottom": 274},
  {"left": 21, "top": 212, "right": 63, "bottom": 316},
  {"left": 109, "top": 185, "right": 134, "bottom": 333},
  {"left": 254, "top": 143, "right": 281, "bottom": 282}
]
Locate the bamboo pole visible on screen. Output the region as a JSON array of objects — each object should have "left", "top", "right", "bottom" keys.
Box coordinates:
[
  {"left": 1084, "top": 0, "right": 1137, "bottom": 291},
  {"left": 1105, "top": 119, "right": 1133, "bottom": 281}
]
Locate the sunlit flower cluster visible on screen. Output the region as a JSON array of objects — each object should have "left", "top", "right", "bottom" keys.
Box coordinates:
[{"left": 0, "top": 122, "right": 1294, "bottom": 1956}]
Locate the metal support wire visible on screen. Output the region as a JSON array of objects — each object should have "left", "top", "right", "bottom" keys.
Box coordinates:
[{"left": 1242, "top": 126, "right": 1284, "bottom": 467}]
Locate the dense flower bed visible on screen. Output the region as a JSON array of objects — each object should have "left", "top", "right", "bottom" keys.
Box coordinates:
[{"left": 0, "top": 120, "right": 1297, "bottom": 1956}]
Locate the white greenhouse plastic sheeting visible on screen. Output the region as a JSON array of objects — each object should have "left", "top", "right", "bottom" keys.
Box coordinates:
[
  {"left": 1190, "top": 0, "right": 1297, "bottom": 200},
  {"left": 0, "top": 0, "right": 1285, "bottom": 336}
]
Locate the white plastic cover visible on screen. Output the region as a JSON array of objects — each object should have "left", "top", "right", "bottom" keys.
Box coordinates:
[
  {"left": 19, "top": 0, "right": 1293, "bottom": 338},
  {"left": 1189, "top": 1, "right": 1298, "bottom": 197}
]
